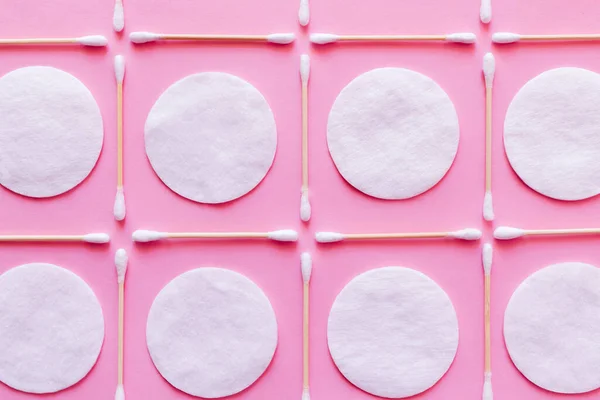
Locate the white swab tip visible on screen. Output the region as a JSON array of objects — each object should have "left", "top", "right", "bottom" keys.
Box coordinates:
[
  {"left": 448, "top": 228, "right": 482, "bottom": 241},
  {"left": 113, "top": 1, "right": 124, "bottom": 32},
  {"left": 483, "top": 243, "right": 493, "bottom": 275},
  {"left": 267, "top": 33, "right": 296, "bottom": 44},
  {"left": 315, "top": 232, "right": 345, "bottom": 243},
  {"left": 77, "top": 35, "right": 108, "bottom": 47},
  {"left": 302, "top": 388, "right": 311, "bottom": 400},
  {"left": 115, "top": 384, "right": 125, "bottom": 400},
  {"left": 114, "top": 56, "right": 125, "bottom": 85},
  {"left": 493, "top": 32, "right": 521, "bottom": 43},
  {"left": 301, "top": 253, "right": 312, "bottom": 283},
  {"left": 268, "top": 229, "right": 298, "bottom": 242},
  {"left": 300, "top": 54, "right": 310, "bottom": 84},
  {"left": 130, "top": 32, "right": 161, "bottom": 43},
  {"left": 115, "top": 249, "right": 128, "bottom": 283},
  {"left": 132, "top": 230, "right": 167, "bottom": 242},
  {"left": 446, "top": 32, "right": 477, "bottom": 44},
  {"left": 480, "top": 0, "right": 492, "bottom": 24},
  {"left": 83, "top": 233, "right": 110, "bottom": 244},
  {"left": 310, "top": 33, "right": 339, "bottom": 44},
  {"left": 300, "top": 191, "right": 311, "bottom": 222},
  {"left": 483, "top": 373, "right": 493, "bottom": 400},
  {"left": 298, "top": 0, "right": 310, "bottom": 26},
  {"left": 483, "top": 190, "right": 494, "bottom": 221},
  {"left": 494, "top": 226, "right": 525, "bottom": 240}
]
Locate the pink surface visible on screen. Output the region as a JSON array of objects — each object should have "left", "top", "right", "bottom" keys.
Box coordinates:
[{"left": 0, "top": 0, "right": 600, "bottom": 399}]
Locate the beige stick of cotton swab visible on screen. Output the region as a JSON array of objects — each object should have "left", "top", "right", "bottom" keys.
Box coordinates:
[
  {"left": 483, "top": 53, "right": 495, "bottom": 221},
  {"left": 115, "top": 249, "right": 128, "bottom": 400},
  {"left": 132, "top": 229, "right": 299, "bottom": 242},
  {"left": 113, "top": 55, "right": 126, "bottom": 221},
  {"left": 310, "top": 32, "right": 476, "bottom": 44},
  {"left": 482, "top": 244, "right": 493, "bottom": 400},
  {"left": 301, "top": 253, "right": 312, "bottom": 400},
  {"left": 130, "top": 32, "right": 296, "bottom": 44},
  {"left": 300, "top": 55, "right": 311, "bottom": 222}
]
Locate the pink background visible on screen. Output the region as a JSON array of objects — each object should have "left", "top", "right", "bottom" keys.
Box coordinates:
[{"left": 1, "top": 0, "right": 600, "bottom": 399}]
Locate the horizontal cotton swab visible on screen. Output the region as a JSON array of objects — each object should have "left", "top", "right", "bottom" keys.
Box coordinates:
[
  {"left": 301, "top": 253, "right": 312, "bottom": 400},
  {"left": 494, "top": 226, "right": 600, "bottom": 240},
  {"left": 115, "top": 249, "right": 128, "bottom": 400},
  {"left": 132, "top": 229, "right": 298, "bottom": 243},
  {"left": 0, "top": 233, "right": 110, "bottom": 243},
  {"left": 315, "top": 229, "right": 482, "bottom": 243},
  {"left": 310, "top": 32, "right": 476, "bottom": 44},
  {"left": 130, "top": 32, "right": 295, "bottom": 44},
  {"left": 113, "top": 0, "right": 124, "bottom": 32},
  {"left": 493, "top": 32, "right": 600, "bottom": 44},
  {"left": 483, "top": 53, "right": 495, "bottom": 221},
  {"left": 0, "top": 35, "right": 108, "bottom": 47}
]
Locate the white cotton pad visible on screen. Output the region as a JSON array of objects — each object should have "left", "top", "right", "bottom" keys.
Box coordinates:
[
  {"left": 504, "top": 68, "right": 600, "bottom": 200},
  {"left": 145, "top": 72, "right": 277, "bottom": 203},
  {"left": 327, "top": 68, "right": 459, "bottom": 199},
  {"left": 146, "top": 267, "right": 278, "bottom": 398},
  {"left": 0, "top": 66, "right": 103, "bottom": 198},
  {"left": 0, "top": 263, "right": 104, "bottom": 393},
  {"left": 504, "top": 262, "right": 600, "bottom": 394},
  {"left": 328, "top": 267, "right": 459, "bottom": 398}
]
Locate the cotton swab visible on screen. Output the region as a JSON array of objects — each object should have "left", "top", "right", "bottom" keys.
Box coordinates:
[
  {"left": 315, "top": 229, "right": 482, "bottom": 243},
  {"left": 113, "top": 55, "right": 126, "bottom": 221},
  {"left": 130, "top": 32, "right": 296, "bottom": 45},
  {"left": 113, "top": 0, "right": 124, "bottom": 32},
  {"left": 132, "top": 229, "right": 298, "bottom": 243},
  {"left": 298, "top": 0, "right": 310, "bottom": 26},
  {"left": 493, "top": 32, "right": 600, "bottom": 44},
  {"left": 494, "top": 226, "right": 600, "bottom": 240},
  {"left": 480, "top": 0, "right": 492, "bottom": 23},
  {"left": 301, "top": 253, "right": 312, "bottom": 400},
  {"left": 482, "top": 244, "right": 493, "bottom": 400},
  {"left": 300, "top": 54, "right": 311, "bottom": 222},
  {"left": 0, "top": 233, "right": 110, "bottom": 243},
  {"left": 483, "top": 53, "right": 495, "bottom": 222},
  {"left": 0, "top": 35, "right": 108, "bottom": 47},
  {"left": 115, "top": 249, "right": 128, "bottom": 400},
  {"left": 310, "top": 32, "right": 477, "bottom": 45}
]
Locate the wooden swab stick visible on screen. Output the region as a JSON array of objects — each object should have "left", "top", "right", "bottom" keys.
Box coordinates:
[
  {"left": 0, "top": 35, "right": 107, "bottom": 47},
  {"left": 114, "top": 55, "right": 126, "bottom": 221},
  {"left": 315, "top": 229, "right": 482, "bottom": 243},
  {"left": 132, "top": 229, "right": 298, "bottom": 243},
  {"left": 310, "top": 32, "right": 476, "bottom": 44},
  {"left": 483, "top": 53, "right": 495, "bottom": 222},
  {"left": 113, "top": 0, "right": 124, "bottom": 32},
  {"left": 493, "top": 32, "right": 600, "bottom": 44},
  {"left": 0, "top": 233, "right": 109, "bottom": 243},
  {"left": 300, "top": 54, "right": 311, "bottom": 222},
  {"left": 495, "top": 226, "right": 600, "bottom": 240},
  {"left": 115, "top": 249, "right": 128, "bottom": 400},
  {"left": 298, "top": 0, "right": 310, "bottom": 26},
  {"left": 301, "top": 253, "right": 312, "bottom": 400},
  {"left": 130, "top": 32, "right": 296, "bottom": 45},
  {"left": 482, "top": 244, "right": 493, "bottom": 400}
]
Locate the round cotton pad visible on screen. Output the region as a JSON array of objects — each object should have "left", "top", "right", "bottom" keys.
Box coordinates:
[
  {"left": 0, "top": 66, "right": 103, "bottom": 198},
  {"left": 0, "top": 263, "right": 104, "bottom": 393},
  {"left": 146, "top": 267, "right": 278, "bottom": 398},
  {"left": 504, "top": 68, "right": 600, "bottom": 200},
  {"left": 327, "top": 68, "right": 459, "bottom": 199},
  {"left": 328, "top": 267, "right": 459, "bottom": 398},
  {"left": 504, "top": 262, "right": 600, "bottom": 393},
  {"left": 145, "top": 72, "right": 277, "bottom": 203}
]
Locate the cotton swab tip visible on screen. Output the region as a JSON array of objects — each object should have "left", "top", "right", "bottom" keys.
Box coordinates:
[
  {"left": 77, "top": 35, "right": 108, "bottom": 47},
  {"left": 130, "top": 31, "right": 161, "bottom": 43},
  {"left": 298, "top": 0, "right": 310, "bottom": 26},
  {"left": 114, "top": 55, "right": 125, "bottom": 84},
  {"left": 302, "top": 388, "right": 311, "bottom": 400},
  {"left": 480, "top": 0, "right": 492, "bottom": 24},
  {"left": 115, "top": 249, "right": 128, "bottom": 284},
  {"left": 268, "top": 229, "right": 299, "bottom": 242},
  {"left": 300, "top": 54, "right": 310, "bottom": 84},
  {"left": 315, "top": 232, "right": 344, "bottom": 243},
  {"left": 132, "top": 230, "right": 167, "bottom": 242},
  {"left": 483, "top": 53, "right": 495, "bottom": 88},
  {"left": 115, "top": 384, "right": 125, "bottom": 400},
  {"left": 483, "top": 373, "right": 493, "bottom": 400},
  {"left": 300, "top": 191, "right": 311, "bottom": 222},
  {"left": 301, "top": 252, "right": 312, "bottom": 283},
  {"left": 113, "top": 187, "right": 126, "bottom": 221},
  {"left": 83, "top": 233, "right": 110, "bottom": 244},
  {"left": 310, "top": 33, "right": 339, "bottom": 44},
  {"left": 483, "top": 243, "right": 493, "bottom": 275},
  {"left": 483, "top": 191, "right": 494, "bottom": 221},
  {"left": 113, "top": 1, "right": 124, "bottom": 32},
  {"left": 448, "top": 228, "right": 482, "bottom": 241},
  {"left": 445, "top": 32, "right": 477, "bottom": 44},
  {"left": 494, "top": 226, "right": 525, "bottom": 240},
  {"left": 267, "top": 33, "right": 296, "bottom": 44},
  {"left": 493, "top": 32, "right": 521, "bottom": 43}
]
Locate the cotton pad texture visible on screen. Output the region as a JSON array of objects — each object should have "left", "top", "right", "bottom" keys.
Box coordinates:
[
  {"left": 504, "top": 68, "right": 600, "bottom": 200},
  {"left": 0, "top": 263, "right": 104, "bottom": 393},
  {"left": 146, "top": 267, "right": 278, "bottom": 398},
  {"left": 145, "top": 72, "right": 277, "bottom": 204},
  {"left": 504, "top": 262, "right": 600, "bottom": 394},
  {"left": 327, "top": 68, "right": 459, "bottom": 199},
  {"left": 0, "top": 66, "right": 103, "bottom": 197},
  {"left": 328, "top": 266, "right": 459, "bottom": 398}
]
